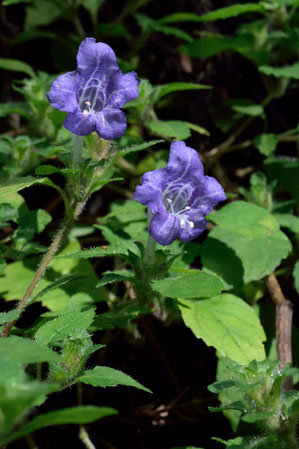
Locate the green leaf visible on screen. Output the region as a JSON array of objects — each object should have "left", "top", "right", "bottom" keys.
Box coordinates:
[
  {"left": 199, "top": 4, "right": 265, "bottom": 22},
  {"left": 56, "top": 245, "right": 128, "bottom": 259},
  {"left": 82, "top": 0, "right": 105, "bottom": 18},
  {"left": 179, "top": 294, "right": 266, "bottom": 365},
  {"left": 207, "top": 202, "right": 291, "bottom": 283},
  {"left": 241, "top": 411, "right": 275, "bottom": 423},
  {"left": 0, "top": 102, "right": 29, "bottom": 118},
  {"left": 154, "top": 24, "right": 193, "bottom": 42},
  {"left": 110, "top": 140, "right": 163, "bottom": 164},
  {"left": 3, "top": 0, "right": 31, "bottom": 4},
  {"left": 2, "top": 406, "right": 117, "bottom": 446},
  {"left": 259, "top": 62, "right": 299, "bottom": 79},
  {"left": 148, "top": 120, "right": 191, "bottom": 140},
  {"left": 80, "top": 366, "right": 151, "bottom": 393},
  {"left": 158, "top": 12, "right": 203, "bottom": 24},
  {"left": 254, "top": 133, "right": 277, "bottom": 156},
  {"left": 273, "top": 213, "right": 299, "bottom": 234},
  {"left": 0, "top": 176, "right": 46, "bottom": 200},
  {"left": 0, "top": 310, "right": 20, "bottom": 325},
  {"left": 153, "top": 82, "right": 211, "bottom": 102},
  {"left": 0, "top": 58, "right": 35, "bottom": 78},
  {"left": 25, "top": 0, "right": 61, "bottom": 29},
  {"left": 96, "top": 271, "right": 134, "bottom": 287},
  {"left": 0, "top": 336, "right": 60, "bottom": 363},
  {"left": 230, "top": 101, "right": 264, "bottom": 117},
  {"left": 293, "top": 260, "right": 299, "bottom": 295},
  {"left": 35, "top": 309, "right": 95, "bottom": 346},
  {"left": 151, "top": 270, "right": 223, "bottom": 299},
  {"left": 35, "top": 165, "right": 60, "bottom": 175},
  {"left": 180, "top": 34, "right": 249, "bottom": 59}
]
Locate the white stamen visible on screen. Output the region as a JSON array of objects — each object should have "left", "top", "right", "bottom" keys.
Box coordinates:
[
  {"left": 189, "top": 221, "right": 194, "bottom": 228},
  {"left": 185, "top": 206, "right": 191, "bottom": 211},
  {"left": 83, "top": 110, "right": 89, "bottom": 116},
  {"left": 180, "top": 219, "right": 186, "bottom": 229},
  {"left": 85, "top": 101, "right": 91, "bottom": 106},
  {"left": 166, "top": 198, "right": 172, "bottom": 204}
]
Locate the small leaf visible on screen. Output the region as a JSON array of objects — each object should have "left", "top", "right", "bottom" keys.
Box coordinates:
[
  {"left": 179, "top": 294, "right": 266, "bottom": 365},
  {"left": 180, "top": 34, "right": 249, "bottom": 59},
  {"left": 96, "top": 271, "right": 134, "bottom": 288},
  {"left": 199, "top": 3, "right": 265, "bottom": 22},
  {"left": 0, "top": 102, "right": 29, "bottom": 118},
  {"left": 1, "top": 406, "right": 117, "bottom": 446},
  {"left": 254, "top": 134, "right": 277, "bottom": 156},
  {"left": 0, "top": 336, "right": 60, "bottom": 363},
  {"left": 80, "top": 366, "right": 151, "bottom": 393},
  {"left": 259, "top": 62, "right": 299, "bottom": 79},
  {"left": 231, "top": 103, "right": 264, "bottom": 117},
  {"left": 0, "top": 310, "right": 20, "bottom": 325},
  {"left": 242, "top": 411, "right": 275, "bottom": 423},
  {"left": 153, "top": 82, "right": 211, "bottom": 102},
  {"left": 35, "top": 165, "right": 60, "bottom": 175},
  {"left": 0, "top": 57, "right": 35, "bottom": 78},
  {"left": 55, "top": 246, "right": 128, "bottom": 259},
  {"left": 148, "top": 120, "right": 191, "bottom": 140},
  {"left": 274, "top": 213, "right": 299, "bottom": 234},
  {"left": 151, "top": 270, "right": 223, "bottom": 299},
  {"left": 35, "top": 309, "right": 95, "bottom": 346}
]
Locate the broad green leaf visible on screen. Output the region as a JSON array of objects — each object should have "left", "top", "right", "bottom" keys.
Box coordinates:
[
  {"left": 0, "top": 310, "right": 19, "bottom": 325},
  {"left": 35, "top": 309, "right": 95, "bottom": 346},
  {"left": 0, "top": 58, "right": 35, "bottom": 78},
  {"left": 207, "top": 202, "right": 291, "bottom": 283},
  {"left": 0, "top": 336, "right": 60, "bottom": 363},
  {"left": 293, "top": 260, "right": 299, "bottom": 295},
  {"left": 0, "top": 176, "right": 46, "bottom": 200},
  {"left": 80, "top": 366, "right": 151, "bottom": 393},
  {"left": 153, "top": 82, "right": 211, "bottom": 102},
  {"left": 273, "top": 213, "right": 299, "bottom": 234},
  {"left": 179, "top": 294, "right": 266, "bottom": 364},
  {"left": 148, "top": 120, "right": 191, "bottom": 140},
  {"left": 151, "top": 270, "right": 223, "bottom": 299},
  {"left": 1, "top": 406, "right": 117, "bottom": 446},
  {"left": 0, "top": 102, "right": 29, "bottom": 118},
  {"left": 259, "top": 62, "right": 299, "bottom": 79},
  {"left": 264, "top": 157, "right": 299, "bottom": 202},
  {"left": 254, "top": 133, "right": 277, "bottom": 156},
  {"left": 1, "top": 240, "right": 103, "bottom": 311},
  {"left": 199, "top": 4, "right": 265, "bottom": 22}
]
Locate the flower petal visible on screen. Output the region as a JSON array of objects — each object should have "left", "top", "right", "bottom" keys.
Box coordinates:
[
  {"left": 107, "top": 71, "right": 140, "bottom": 108},
  {"left": 167, "top": 140, "right": 204, "bottom": 180},
  {"left": 64, "top": 111, "right": 96, "bottom": 136},
  {"left": 134, "top": 183, "right": 164, "bottom": 213},
  {"left": 95, "top": 107, "right": 127, "bottom": 139},
  {"left": 150, "top": 211, "right": 180, "bottom": 246},
  {"left": 178, "top": 211, "right": 207, "bottom": 242},
  {"left": 47, "top": 71, "right": 78, "bottom": 113},
  {"left": 77, "top": 38, "right": 118, "bottom": 78},
  {"left": 192, "top": 175, "right": 226, "bottom": 216}
]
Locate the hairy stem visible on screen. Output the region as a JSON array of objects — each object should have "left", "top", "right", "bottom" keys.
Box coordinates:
[
  {"left": 0, "top": 201, "right": 85, "bottom": 338},
  {"left": 72, "top": 134, "right": 85, "bottom": 167}
]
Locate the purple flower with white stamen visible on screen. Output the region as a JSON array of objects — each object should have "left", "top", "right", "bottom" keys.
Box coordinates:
[
  {"left": 47, "top": 38, "right": 140, "bottom": 139},
  {"left": 134, "top": 141, "right": 226, "bottom": 246}
]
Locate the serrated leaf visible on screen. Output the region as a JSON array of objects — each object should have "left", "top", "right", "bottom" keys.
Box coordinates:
[
  {"left": 0, "top": 57, "right": 35, "bottom": 78},
  {"left": 148, "top": 120, "right": 191, "bottom": 139},
  {"left": 179, "top": 294, "right": 266, "bottom": 365},
  {"left": 0, "top": 336, "right": 60, "bottom": 363},
  {"left": 259, "top": 62, "right": 299, "bottom": 79},
  {"left": 80, "top": 366, "right": 151, "bottom": 392},
  {"left": 0, "top": 310, "right": 20, "bottom": 325},
  {"left": 35, "top": 309, "right": 95, "bottom": 346},
  {"left": 1, "top": 406, "right": 117, "bottom": 446},
  {"left": 56, "top": 245, "right": 128, "bottom": 259},
  {"left": 151, "top": 270, "right": 223, "bottom": 299},
  {"left": 206, "top": 202, "right": 291, "bottom": 284},
  {"left": 199, "top": 4, "right": 265, "bottom": 22},
  {"left": 0, "top": 176, "right": 46, "bottom": 200},
  {"left": 254, "top": 133, "right": 277, "bottom": 156}
]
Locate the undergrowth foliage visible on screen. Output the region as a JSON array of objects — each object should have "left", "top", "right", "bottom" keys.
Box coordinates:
[{"left": 0, "top": 1, "right": 299, "bottom": 448}]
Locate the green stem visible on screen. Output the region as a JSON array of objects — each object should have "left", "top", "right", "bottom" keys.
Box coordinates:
[
  {"left": 72, "top": 134, "right": 84, "bottom": 167},
  {"left": 143, "top": 234, "right": 156, "bottom": 266}
]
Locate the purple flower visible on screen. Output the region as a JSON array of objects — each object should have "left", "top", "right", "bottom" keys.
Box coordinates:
[
  {"left": 47, "top": 38, "right": 140, "bottom": 139},
  {"left": 134, "top": 141, "right": 226, "bottom": 246}
]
